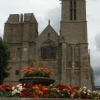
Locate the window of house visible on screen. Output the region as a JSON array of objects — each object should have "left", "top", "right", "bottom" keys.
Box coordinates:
[
  {"left": 68, "top": 61, "right": 72, "bottom": 67},
  {"left": 74, "top": 0, "right": 76, "bottom": 20},
  {"left": 41, "top": 39, "right": 56, "bottom": 59},
  {"left": 15, "top": 70, "right": 19, "bottom": 75},
  {"left": 75, "top": 61, "right": 79, "bottom": 67},
  {"left": 48, "top": 33, "right": 50, "bottom": 38},
  {"left": 70, "top": 0, "right": 73, "bottom": 20},
  {"left": 17, "top": 47, "right": 21, "bottom": 59}
]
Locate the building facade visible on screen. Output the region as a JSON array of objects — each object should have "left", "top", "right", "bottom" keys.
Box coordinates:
[{"left": 4, "top": 0, "right": 94, "bottom": 90}]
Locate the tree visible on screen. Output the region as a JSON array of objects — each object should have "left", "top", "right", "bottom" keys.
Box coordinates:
[{"left": 0, "top": 37, "right": 10, "bottom": 84}]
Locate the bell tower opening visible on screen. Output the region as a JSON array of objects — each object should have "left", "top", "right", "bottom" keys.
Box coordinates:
[{"left": 70, "top": 0, "right": 76, "bottom": 20}]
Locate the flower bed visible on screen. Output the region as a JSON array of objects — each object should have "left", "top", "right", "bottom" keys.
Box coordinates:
[
  {"left": 0, "top": 67, "right": 100, "bottom": 99},
  {"left": 0, "top": 84, "right": 100, "bottom": 99},
  {"left": 20, "top": 66, "right": 54, "bottom": 78},
  {"left": 19, "top": 66, "right": 55, "bottom": 85}
]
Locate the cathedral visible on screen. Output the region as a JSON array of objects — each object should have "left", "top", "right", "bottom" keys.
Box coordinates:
[{"left": 4, "top": 0, "right": 94, "bottom": 90}]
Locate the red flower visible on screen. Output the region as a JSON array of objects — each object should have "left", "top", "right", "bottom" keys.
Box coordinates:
[
  {"left": 55, "top": 95, "right": 59, "bottom": 98},
  {"left": 20, "top": 66, "right": 55, "bottom": 78},
  {"left": 45, "top": 93, "right": 50, "bottom": 97},
  {"left": 66, "top": 86, "right": 71, "bottom": 90},
  {"left": 5, "top": 86, "right": 11, "bottom": 90},
  {"left": 21, "top": 90, "right": 33, "bottom": 98},
  {"left": 70, "top": 93, "right": 75, "bottom": 98},
  {"left": 0, "top": 85, "right": 5, "bottom": 92},
  {"left": 58, "top": 84, "right": 66, "bottom": 90},
  {"left": 34, "top": 95, "right": 38, "bottom": 98}
]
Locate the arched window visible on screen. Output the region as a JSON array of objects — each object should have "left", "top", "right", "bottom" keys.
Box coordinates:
[{"left": 41, "top": 39, "right": 56, "bottom": 59}]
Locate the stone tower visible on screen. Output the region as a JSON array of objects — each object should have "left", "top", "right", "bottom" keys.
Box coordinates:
[
  {"left": 60, "top": 0, "right": 94, "bottom": 89},
  {"left": 4, "top": 13, "right": 38, "bottom": 83}
]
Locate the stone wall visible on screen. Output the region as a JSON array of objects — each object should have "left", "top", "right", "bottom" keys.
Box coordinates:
[{"left": 35, "top": 24, "right": 59, "bottom": 84}]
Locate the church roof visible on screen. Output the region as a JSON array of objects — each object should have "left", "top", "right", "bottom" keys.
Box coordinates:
[{"left": 39, "top": 20, "right": 58, "bottom": 36}]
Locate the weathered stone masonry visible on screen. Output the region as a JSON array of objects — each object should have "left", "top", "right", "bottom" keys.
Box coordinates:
[{"left": 3, "top": 0, "right": 95, "bottom": 90}]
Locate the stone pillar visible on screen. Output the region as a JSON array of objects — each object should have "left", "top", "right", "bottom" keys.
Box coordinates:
[
  {"left": 3, "top": 23, "right": 12, "bottom": 42},
  {"left": 72, "top": 45, "right": 75, "bottom": 68},
  {"left": 21, "top": 22, "right": 30, "bottom": 77},
  {"left": 79, "top": 44, "right": 93, "bottom": 90},
  {"left": 61, "top": 43, "right": 67, "bottom": 85}
]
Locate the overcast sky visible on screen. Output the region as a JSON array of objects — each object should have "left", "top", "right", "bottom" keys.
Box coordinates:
[{"left": 0, "top": 0, "right": 100, "bottom": 86}]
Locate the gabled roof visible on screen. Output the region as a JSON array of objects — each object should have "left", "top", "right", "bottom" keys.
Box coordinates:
[{"left": 39, "top": 21, "right": 58, "bottom": 36}]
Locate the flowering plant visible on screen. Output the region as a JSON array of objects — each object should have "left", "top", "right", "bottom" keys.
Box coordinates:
[
  {"left": 21, "top": 66, "right": 54, "bottom": 78},
  {"left": 0, "top": 84, "right": 12, "bottom": 97},
  {"left": 0, "top": 83, "right": 100, "bottom": 99},
  {"left": 20, "top": 84, "right": 100, "bottom": 99},
  {"left": 79, "top": 86, "right": 100, "bottom": 99},
  {"left": 12, "top": 84, "right": 24, "bottom": 96}
]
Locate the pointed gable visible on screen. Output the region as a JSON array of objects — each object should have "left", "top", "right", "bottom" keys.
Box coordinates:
[
  {"left": 40, "top": 24, "right": 58, "bottom": 36},
  {"left": 37, "top": 24, "right": 59, "bottom": 46},
  {"left": 35, "top": 24, "right": 59, "bottom": 59}
]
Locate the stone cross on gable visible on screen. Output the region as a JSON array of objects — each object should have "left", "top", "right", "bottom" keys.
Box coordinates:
[{"left": 48, "top": 20, "right": 50, "bottom": 25}]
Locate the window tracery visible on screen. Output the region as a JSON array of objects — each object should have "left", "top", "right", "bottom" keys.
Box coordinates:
[{"left": 41, "top": 40, "right": 56, "bottom": 59}]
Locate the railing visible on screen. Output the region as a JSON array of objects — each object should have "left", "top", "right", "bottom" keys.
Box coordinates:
[
  {"left": 95, "top": 86, "right": 100, "bottom": 89},
  {"left": 94, "top": 86, "right": 100, "bottom": 92}
]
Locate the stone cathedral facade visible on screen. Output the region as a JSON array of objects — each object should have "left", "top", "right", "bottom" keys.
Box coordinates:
[{"left": 4, "top": 0, "right": 94, "bottom": 90}]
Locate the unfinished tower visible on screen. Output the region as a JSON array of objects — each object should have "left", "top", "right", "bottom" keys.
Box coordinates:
[{"left": 4, "top": 13, "right": 38, "bottom": 83}]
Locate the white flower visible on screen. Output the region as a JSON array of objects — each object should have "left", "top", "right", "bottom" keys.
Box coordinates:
[
  {"left": 50, "top": 84, "right": 53, "bottom": 87},
  {"left": 87, "top": 93, "right": 90, "bottom": 95},
  {"left": 12, "top": 89, "right": 18, "bottom": 95},
  {"left": 19, "top": 83, "right": 22, "bottom": 86},
  {"left": 93, "top": 91, "right": 96, "bottom": 93},
  {"left": 12, "top": 86, "right": 15, "bottom": 90},
  {"left": 83, "top": 91, "right": 86, "bottom": 94},
  {"left": 83, "top": 86, "right": 86, "bottom": 89},
  {"left": 12, "top": 88, "right": 21, "bottom": 96},
  {"left": 12, "top": 91, "right": 15, "bottom": 96},
  {"left": 79, "top": 88, "right": 82, "bottom": 92},
  {"left": 14, "top": 89, "right": 19, "bottom": 93},
  {"left": 17, "top": 84, "right": 22, "bottom": 88},
  {"left": 18, "top": 86, "right": 23, "bottom": 91},
  {"left": 17, "top": 91, "right": 21, "bottom": 94},
  {"left": 57, "top": 90, "right": 60, "bottom": 92},
  {"left": 87, "top": 89, "right": 91, "bottom": 93}
]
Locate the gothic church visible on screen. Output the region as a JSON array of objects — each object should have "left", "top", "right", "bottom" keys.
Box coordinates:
[{"left": 4, "top": 0, "right": 94, "bottom": 90}]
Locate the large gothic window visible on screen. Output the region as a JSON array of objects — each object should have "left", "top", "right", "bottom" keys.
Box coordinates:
[{"left": 41, "top": 39, "right": 56, "bottom": 59}]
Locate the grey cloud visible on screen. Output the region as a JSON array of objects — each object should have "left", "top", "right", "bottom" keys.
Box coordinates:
[
  {"left": 95, "top": 33, "right": 100, "bottom": 51},
  {"left": 44, "top": 7, "right": 61, "bottom": 34},
  {"left": 95, "top": 74, "right": 100, "bottom": 86},
  {"left": 89, "top": 33, "right": 100, "bottom": 86},
  {"left": 93, "top": 65, "right": 100, "bottom": 86},
  {"left": 36, "top": 7, "right": 61, "bottom": 34}
]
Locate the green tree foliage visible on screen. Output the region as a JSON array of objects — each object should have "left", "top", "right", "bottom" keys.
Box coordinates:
[{"left": 0, "top": 37, "right": 10, "bottom": 84}]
